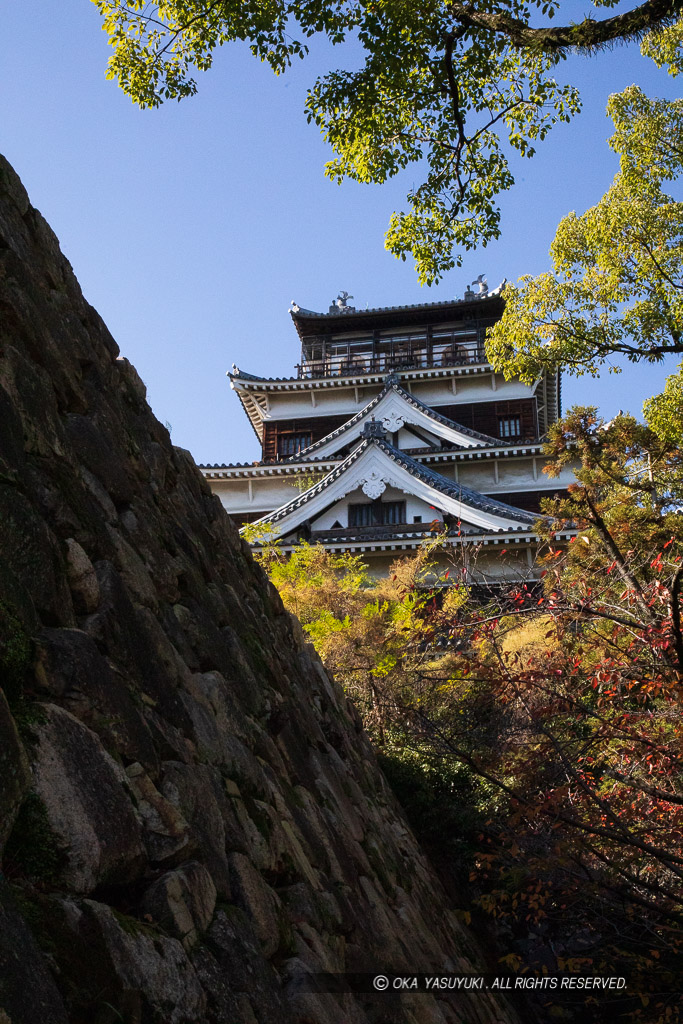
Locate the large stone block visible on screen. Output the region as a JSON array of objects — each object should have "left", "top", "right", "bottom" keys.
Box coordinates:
[
  {"left": 63, "top": 538, "right": 100, "bottom": 614},
  {"left": 141, "top": 861, "right": 216, "bottom": 948},
  {"left": 0, "top": 484, "right": 73, "bottom": 627},
  {"left": 159, "top": 762, "right": 234, "bottom": 897},
  {"left": 34, "top": 627, "right": 159, "bottom": 772},
  {"left": 0, "top": 883, "right": 69, "bottom": 1024},
  {"left": 55, "top": 897, "right": 206, "bottom": 1024},
  {"left": 125, "top": 762, "right": 195, "bottom": 865},
  {"left": 228, "top": 852, "right": 284, "bottom": 959},
  {"left": 0, "top": 690, "right": 30, "bottom": 857},
  {"left": 31, "top": 704, "right": 146, "bottom": 892}
]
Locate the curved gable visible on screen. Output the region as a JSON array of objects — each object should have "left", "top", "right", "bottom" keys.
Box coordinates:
[
  {"left": 293, "top": 379, "right": 500, "bottom": 461},
  {"left": 251, "top": 437, "right": 537, "bottom": 539}
]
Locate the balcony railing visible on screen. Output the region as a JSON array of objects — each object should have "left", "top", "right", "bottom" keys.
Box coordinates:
[
  {"left": 295, "top": 347, "right": 487, "bottom": 379},
  {"left": 311, "top": 521, "right": 442, "bottom": 542}
]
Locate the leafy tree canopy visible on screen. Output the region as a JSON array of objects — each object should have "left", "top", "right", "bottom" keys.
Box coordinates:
[
  {"left": 645, "top": 360, "right": 683, "bottom": 443},
  {"left": 249, "top": 412, "right": 683, "bottom": 1010},
  {"left": 486, "top": 86, "right": 683, "bottom": 383},
  {"left": 93, "top": 0, "right": 683, "bottom": 283}
]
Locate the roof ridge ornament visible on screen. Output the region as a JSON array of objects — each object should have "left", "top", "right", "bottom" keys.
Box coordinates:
[
  {"left": 463, "top": 274, "right": 488, "bottom": 301},
  {"left": 329, "top": 290, "right": 355, "bottom": 314},
  {"left": 361, "top": 417, "right": 387, "bottom": 440}
]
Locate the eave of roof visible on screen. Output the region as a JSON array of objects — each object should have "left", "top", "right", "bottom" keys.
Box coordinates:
[
  {"left": 289, "top": 292, "right": 505, "bottom": 340},
  {"left": 228, "top": 362, "right": 497, "bottom": 390},
  {"left": 201, "top": 459, "right": 338, "bottom": 476},
  {"left": 266, "top": 527, "right": 577, "bottom": 556},
  {"left": 276, "top": 530, "right": 537, "bottom": 552},
  {"left": 228, "top": 382, "right": 267, "bottom": 443},
  {"left": 198, "top": 441, "right": 547, "bottom": 476}
]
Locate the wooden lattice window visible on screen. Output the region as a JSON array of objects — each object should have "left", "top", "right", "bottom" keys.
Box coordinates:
[
  {"left": 348, "top": 500, "right": 406, "bottom": 527},
  {"left": 277, "top": 433, "right": 312, "bottom": 457},
  {"left": 498, "top": 415, "right": 521, "bottom": 439}
]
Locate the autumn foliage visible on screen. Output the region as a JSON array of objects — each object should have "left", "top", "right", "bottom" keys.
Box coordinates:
[{"left": 253, "top": 407, "right": 683, "bottom": 1022}]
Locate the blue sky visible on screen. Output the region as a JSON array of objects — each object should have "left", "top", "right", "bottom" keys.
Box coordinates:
[{"left": 0, "top": 2, "right": 680, "bottom": 463}]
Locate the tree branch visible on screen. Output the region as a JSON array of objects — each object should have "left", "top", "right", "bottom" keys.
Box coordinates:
[
  {"left": 582, "top": 488, "right": 656, "bottom": 622},
  {"left": 448, "top": 0, "right": 683, "bottom": 53},
  {"left": 670, "top": 562, "right": 683, "bottom": 673}
]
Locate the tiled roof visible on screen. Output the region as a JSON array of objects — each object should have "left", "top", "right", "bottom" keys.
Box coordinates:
[
  {"left": 228, "top": 368, "right": 270, "bottom": 382},
  {"left": 258, "top": 436, "right": 538, "bottom": 528},
  {"left": 229, "top": 363, "right": 496, "bottom": 386},
  {"left": 262, "top": 441, "right": 368, "bottom": 523},
  {"left": 384, "top": 442, "right": 537, "bottom": 525},
  {"left": 290, "top": 288, "right": 504, "bottom": 321},
  {"left": 290, "top": 377, "right": 500, "bottom": 461},
  {"left": 198, "top": 439, "right": 546, "bottom": 473},
  {"left": 200, "top": 460, "right": 331, "bottom": 472}
]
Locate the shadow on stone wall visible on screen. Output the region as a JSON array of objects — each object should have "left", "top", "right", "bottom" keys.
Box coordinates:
[{"left": 0, "top": 155, "right": 518, "bottom": 1024}]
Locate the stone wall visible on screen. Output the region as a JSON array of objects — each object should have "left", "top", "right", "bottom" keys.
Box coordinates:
[{"left": 0, "top": 156, "right": 517, "bottom": 1024}]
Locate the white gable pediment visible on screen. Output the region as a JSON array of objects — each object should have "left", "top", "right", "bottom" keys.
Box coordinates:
[
  {"left": 253, "top": 439, "right": 536, "bottom": 539},
  {"left": 299, "top": 384, "right": 494, "bottom": 460}
]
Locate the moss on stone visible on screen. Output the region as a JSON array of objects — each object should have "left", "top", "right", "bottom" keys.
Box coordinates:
[
  {"left": 111, "top": 908, "right": 158, "bottom": 940},
  {"left": 10, "top": 697, "right": 47, "bottom": 745},
  {"left": 361, "top": 837, "right": 396, "bottom": 898},
  {"left": 0, "top": 599, "right": 32, "bottom": 710},
  {"left": 3, "top": 793, "right": 67, "bottom": 884},
  {"left": 242, "top": 631, "right": 269, "bottom": 676}
]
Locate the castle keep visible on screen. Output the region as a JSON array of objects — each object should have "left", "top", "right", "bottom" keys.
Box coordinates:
[{"left": 201, "top": 288, "right": 575, "bottom": 577}]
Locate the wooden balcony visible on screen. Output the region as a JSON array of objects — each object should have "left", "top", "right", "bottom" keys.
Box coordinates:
[{"left": 296, "top": 346, "right": 486, "bottom": 379}]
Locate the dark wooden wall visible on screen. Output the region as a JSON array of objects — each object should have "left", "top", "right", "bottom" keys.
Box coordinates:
[
  {"left": 434, "top": 399, "right": 538, "bottom": 441},
  {"left": 262, "top": 415, "right": 348, "bottom": 461},
  {"left": 490, "top": 488, "right": 569, "bottom": 512},
  {"left": 229, "top": 509, "right": 271, "bottom": 528},
  {"left": 260, "top": 397, "right": 538, "bottom": 462}
]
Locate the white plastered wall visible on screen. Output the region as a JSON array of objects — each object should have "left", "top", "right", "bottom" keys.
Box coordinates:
[
  {"left": 457, "top": 463, "right": 497, "bottom": 490},
  {"left": 311, "top": 485, "right": 445, "bottom": 531},
  {"left": 243, "top": 371, "right": 537, "bottom": 427},
  {"left": 411, "top": 375, "right": 534, "bottom": 407},
  {"left": 397, "top": 424, "right": 443, "bottom": 449},
  {"left": 212, "top": 476, "right": 301, "bottom": 515}
]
